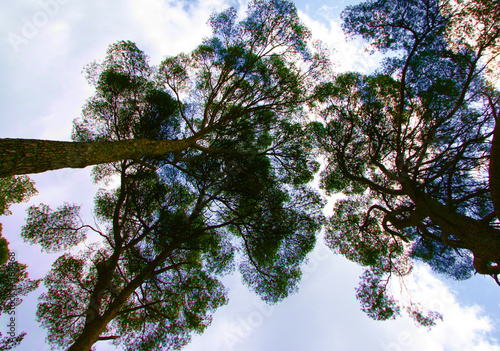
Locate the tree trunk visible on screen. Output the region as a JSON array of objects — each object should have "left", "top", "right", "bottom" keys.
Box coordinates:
[
  {"left": 412, "top": 190, "right": 500, "bottom": 271},
  {"left": 0, "top": 138, "right": 193, "bottom": 178},
  {"left": 67, "top": 240, "right": 182, "bottom": 351}
]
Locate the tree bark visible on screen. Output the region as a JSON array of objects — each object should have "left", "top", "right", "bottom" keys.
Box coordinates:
[
  {"left": 411, "top": 189, "right": 500, "bottom": 272},
  {"left": 66, "top": 239, "right": 183, "bottom": 351},
  {"left": 0, "top": 138, "right": 194, "bottom": 178}
]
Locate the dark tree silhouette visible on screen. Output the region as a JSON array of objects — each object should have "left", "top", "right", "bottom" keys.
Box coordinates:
[
  {"left": 19, "top": 1, "right": 325, "bottom": 349},
  {"left": 311, "top": 0, "right": 500, "bottom": 324},
  {"left": 0, "top": 176, "right": 39, "bottom": 350}
]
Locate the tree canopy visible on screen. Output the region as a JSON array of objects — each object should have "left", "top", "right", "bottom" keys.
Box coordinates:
[
  {"left": 18, "top": 0, "right": 325, "bottom": 349},
  {"left": 0, "top": 176, "right": 40, "bottom": 351},
  {"left": 0, "top": 0, "right": 326, "bottom": 179},
  {"left": 311, "top": 0, "right": 500, "bottom": 324},
  {"left": 4, "top": 0, "right": 500, "bottom": 347}
]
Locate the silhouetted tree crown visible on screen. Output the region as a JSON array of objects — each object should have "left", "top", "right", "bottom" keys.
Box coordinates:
[
  {"left": 311, "top": 0, "right": 500, "bottom": 325},
  {"left": 19, "top": 0, "right": 325, "bottom": 349}
]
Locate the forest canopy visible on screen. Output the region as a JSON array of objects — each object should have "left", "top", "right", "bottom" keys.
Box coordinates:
[{"left": 0, "top": 0, "right": 499, "bottom": 349}]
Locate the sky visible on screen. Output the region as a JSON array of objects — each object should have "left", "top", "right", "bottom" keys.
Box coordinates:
[{"left": 0, "top": 0, "right": 499, "bottom": 350}]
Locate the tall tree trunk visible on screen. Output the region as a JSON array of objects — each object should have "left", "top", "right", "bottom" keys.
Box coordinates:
[{"left": 0, "top": 138, "right": 193, "bottom": 178}]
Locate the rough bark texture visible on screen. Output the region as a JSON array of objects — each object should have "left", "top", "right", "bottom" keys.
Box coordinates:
[{"left": 0, "top": 138, "right": 193, "bottom": 178}]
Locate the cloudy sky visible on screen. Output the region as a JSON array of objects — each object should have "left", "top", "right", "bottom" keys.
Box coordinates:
[{"left": 0, "top": 0, "right": 499, "bottom": 350}]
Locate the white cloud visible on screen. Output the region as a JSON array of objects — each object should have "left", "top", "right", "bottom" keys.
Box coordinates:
[
  {"left": 183, "top": 251, "right": 499, "bottom": 351},
  {"left": 126, "top": 0, "right": 232, "bottom": 62},
  {"left": 298, "top": 9, "right": 383, "bottom": 74},
  {"left": 383, "top": 265, "right": 499, "bottom": 351},
  {"left": 2, "top": 1, "right": 499, "bottom": 351}
]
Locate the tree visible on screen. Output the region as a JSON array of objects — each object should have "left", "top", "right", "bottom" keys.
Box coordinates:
[
  {"left": 0, "top": 176, "right": 37, "bottom": 218},
  {"left": 311, "top": 0, "right": 500, "bottom": 324},
  {"left": 23, "top": 154, "right": 321, "bottom": 350},
  {"left": 439, "top": 0, "right": 500, "bottom": 218},
  {"left": 0, "top": 256, "right": 40, "bottom": 351},
  {"left": 22, "top": 162, "right": 230, "bottom": 350},
  {"left": 0, "top": 176, "right": 40, "bottom": 350},
  {"left": 0, "top": 175, "right": 37, "bottom": 265},
  {"left": 0, "top": 0, "right": 326, "bottom": 179},
  {"left": 19, "top": 1, "right": 324, "bottom": 349},
  {"left": 441, "top": 0, "right": 500, "bottom": 85}
]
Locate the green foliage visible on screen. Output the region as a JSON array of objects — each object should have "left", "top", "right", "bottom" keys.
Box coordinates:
[
  {"left": 442, "top": 0, "right": 500, "bottom": 84},
  {"left": 32, "top": 165, "right": 235, "bottom": 350},
  {"left": 406, "top": 303, "right": 443, "bottom": 328},
  {"left": 327, "top": 196, "right": 401, "bottom": 267},
  {"left": 21, "top": 203, "right": 87, "bottom": 253},
  {"left": 73, "top": 40, "right": 179, "bottom": 144},
  {"left": 111, "top": 267, "right": 227, "bottom": 351},
  {"left": 26, "top": 1, "right": 325, "bottom": 349},
  {"left": 0, "top": 259, "right": 40, "bottom": 351},
  {"left": 0, "top": 176, "right": 39, "bottom": 350},
  {"left": 0, "top": 260, "right": 40, "bottom": 313},
  {"left": 37, "top": 253, "right": 91, "bottom": 348},
  {"left": 0, "top": 176, "right": 37, "bottom": 216},
  {"left": 0, "top": 333, "right": 25, "bottom": 351},
  {"left": 0, "top": 229, "right": 8, "bottom": 265},
  {"left": 355, "top": 268, "right": 400, "bottom": 321},
  {"left": 313, "top": 0, "right": 499, "bottom": 326},
  {"left": 411, "top": 236, "right": 474, "bottom": 280}
]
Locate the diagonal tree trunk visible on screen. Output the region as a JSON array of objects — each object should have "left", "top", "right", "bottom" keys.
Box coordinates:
[
  {"left": 0, "top": 138, "right": 194, "bottom": 178},
  {"left": 410, "top": 188, "right": 500, "bottom": 274},
  {"left": 66, "top": 241, "right": 183, "bottom": 351}
]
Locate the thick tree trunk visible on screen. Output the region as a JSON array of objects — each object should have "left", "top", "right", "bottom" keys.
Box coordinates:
[
  {"left": 412, "top": 190, "right": 500, "bottom": 272},
  {"left": 67, "top": 239, "right": 182, "bottom": 351},
  {"left": 0, "top": 138, "right": 193, "bottom": 178}
]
